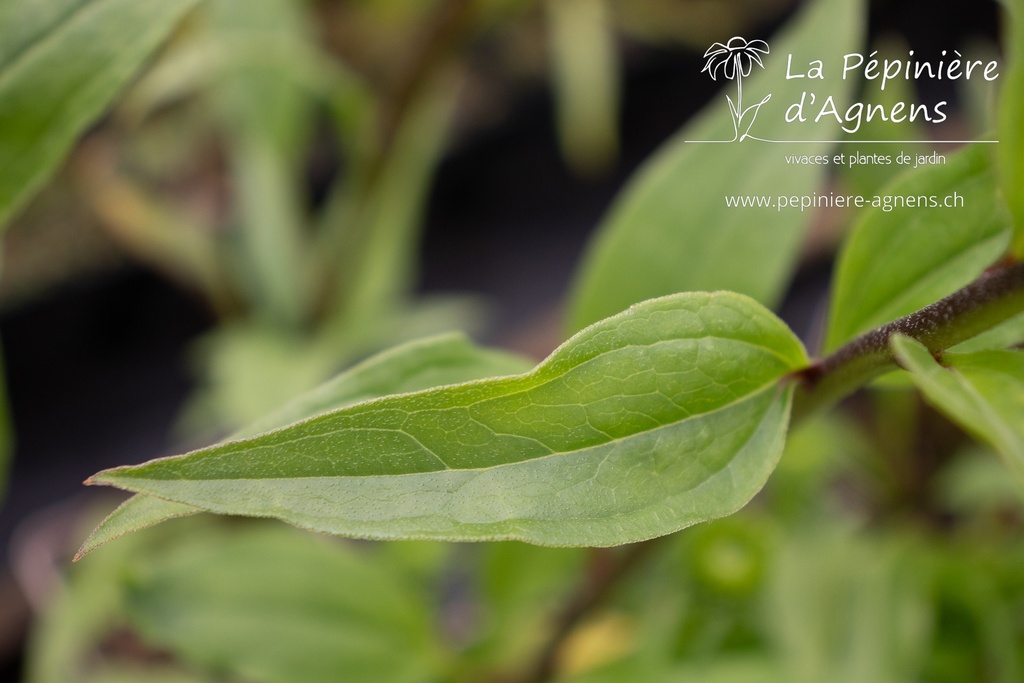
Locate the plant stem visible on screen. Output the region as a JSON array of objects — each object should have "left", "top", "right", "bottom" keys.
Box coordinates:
[{"left": 792, "top": 260, "right": 1024, "bottom": 421}]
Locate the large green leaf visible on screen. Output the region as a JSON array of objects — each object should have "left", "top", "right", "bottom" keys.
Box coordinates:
[
  {"left": 78, "top": 333, "right": 532, "bottom": 559},
  {"left": 122, "top": 524, "right": 445, "bottom": 683},
  {"left": 566, "top": 0, "right": 864, "bottom": 332},
  {"left": 1000, "top": 0, "right": 1024, "bottom": 257},
  {"left": 825, "top": 145, "right": 1012, "bottom": 351},
  {"left": 892, "top": 335, "right": 1024, "bottom": 484},
  {"left": 0, "top": 0, "right": 199, "bottom": 228},
  {"left": 87, "top": 292, "right": 807, "bottom": 547}
]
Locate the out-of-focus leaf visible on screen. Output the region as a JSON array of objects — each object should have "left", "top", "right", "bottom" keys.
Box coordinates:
[
  {"left": 928, "top": 549, "right": 1023, "bottom": 683},
  {"left": 999, "top": 0, "right": 1024, "bottom": 257},
  {"left": 179, "top": 324, "right": 341, "bottom": 435},
  {"left": 322, "top": 77, "right": 458, "bottom": 339},
  {"left": 824, "top": 145, "right": 1011, "bottom": 351},
  {"left": 477, "top": 543, "right": 585, "bottom": 672},
  {"left": 767, "top": 527, "right": 932, "bottom": 683},
  {"left": 123, "top": 525, "right": 446, "bottom": 683},
  {"left": 546, "top": 0, "right": 620, "bottom": 173},
  {"left": 661, "top": 658, "right": 789, "bottom": 683},
  {"left": 566, "top": 0, "right": 864, "bottom": 333},
  {"left": 0, "top": 0, "right": 199, "bottom": 228},
  {"left": 238, "top": 332, "right": 532, "bottom": 440},
  {"left": 80, "top": 332, "right": 530, "bottom": 559},
  {"left": 87, "top": 292, "right": 807, "bottom": 547},
  {"left": 25, "top": 512, "right": 179, "bottom": 683},
  {"left": 121, "top": 29, "right": 366, "bottom": 125},
  {"left": 892, "top": 336, "right": 1024, "bottom": 484},
  {"left": 86, "top": 667, "right": 209, "bottom": 683},
  {"left": 935, "top": 447, "right": 1024, "bottom": 516},
  {"left": 207, "top": 0, "right": 315, "bottom": 326},
  {"left": 769, "top": 412, "right": 868, "bottom": 518},
  {"left": 75, "top": 147, "right": 229, "bottom": 310},
  {"left": 838, "top": 39, "right": 922, "bottom": 196},
  {"left": 951, "top": 311, "right": 1024, "bottom": 353}
]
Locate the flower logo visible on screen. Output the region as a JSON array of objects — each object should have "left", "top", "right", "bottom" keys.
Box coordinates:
[{"left": 702, "top": 37, "right": 771, "bottom": 141}]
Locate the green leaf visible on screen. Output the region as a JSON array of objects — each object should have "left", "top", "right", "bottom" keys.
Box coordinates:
[
  {"left": 208, "top": 0, "right": 316, "bottom": 325},
  {"left": 477, "top": 543, "right": 585, "bottom": 671},
  {"left": 999, "top": 0, "right": 1024, "bottom": 257},
  {"left": 892, "top": 335, "right": 1024, "bottom": 484},
  {"left": 122, "top": 524, "right": 445, "bottom": 683},
  {"left": 236, "top": 332, "right": 533, "bottom": 440},
  {"left": 566, "top": 0, "right": 865, "bottom": 333},
  {"left": 824, "top": 145, "right": 1012, "bottom": 351},
  {"left": 25, "top": 509, "right": 186, "bottom": 683},
  {"left": 766, "top": 527, "right": 932, "bottom": 682},
  {"left": 951, "top": 311, "right": 1024, "bottom": 353},
  {"left": 0, "top": 0, "right": 199, "bottom": 228},
  {"left": 75, "top": 495, "right": 202, "bottom": 562},
  {"left": 86, "top": 667, "right": 209, "bottom": 683},
  {"left": 79, "top": 333, "right": 532, "bottom": 559},
  {"left": 87, "top": 292, "right": 807, "bottom": 547},
  {"left": 838, "top": 38, "right": 923, "bottom": 197}
]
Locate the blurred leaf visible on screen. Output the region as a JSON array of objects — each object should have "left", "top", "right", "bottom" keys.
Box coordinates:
[
  {"left": 892, "top": 336, "right": 1024, "bottom": 485},
  {"left": 769, "top": 412, "right": 868, "bottom": 518},
  {"left": 81, "top": 332, "right": 530, "bottom": 559},
  {"left": 935, "top": 447, "right": 1024, "bottom": 516},
  {"left": 566, "top": 0, "right": 865, "bottom": 333},
  {"left": 25, "top": 512, "right": 183, "bottom": 683},
  {"left": 322, "top": 77, "right": 458, "bottom": 339},
  {"left": 999, "top": 0, "right": 1024, "bottom": 257},
  {"left": 0, "top": 0, "right": 199, "bottom": 228},
  {"left": 661, "top": 657, "right": 789, "bottom": 683},
  {"left": 123, "top": 524, "right": 446, "bottom": 683},
  {"left": 824, "top": 145, "right": 1011, "bottom": 351},
  {"left": 122, "top": 25, "right": 366, "bottom": 125},
  {"left": 87, "top": 292, "right": 806, "bottom": 547},
  {"left": 838, "top": 38, "right": 922, "bottom": 196},
  {"left": 951, "top": 311, "right": 1024, "bottom": 352},
  {"left": 179, "top": 323, "right": 341, "bottom": 435},
  {"left": 86, "top": 668, "right": 209, "bottom": 683},
  {"left": 477, "top": 543, "right": 585, "bottom": 671},
  {"left": 207, "top": 0, "right": 316, "bottom": 326},
  {"left": 928, "top": 549, "right": 1024, "bottom": 683},
  {"left": 958, "top": 41, "right": 1001, "bottom": 138},
  {"left": 74, "top": 147, "right": 230, "bottom": 310},
  {"left": 767, "top": 527, "right": 932, "bottom": 683},
  {"left": 238, "top": 331, "right": 532, "bottom": 439},
  {"left": 546, "top": 0, "right": 620, "bottom": 173}
]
